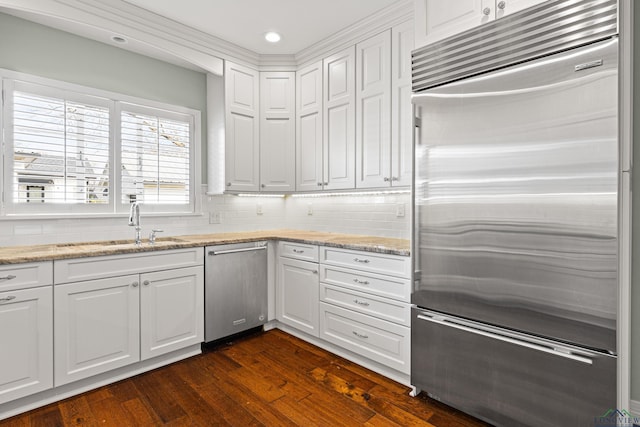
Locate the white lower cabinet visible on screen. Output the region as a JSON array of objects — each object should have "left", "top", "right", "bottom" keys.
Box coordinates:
[
  {"left": 0, "top": 285, "right": 53, "bottom": 404},
  {"left": 140, "top": 266, "right": 204, "bottom": 360},
  {"left": 54, "top": 249, "right": 204, "bottom": 386},
  {"left": 319, "top": 302, "right": 409, "bottom": 373},
  {"left": 276, "top": 243, "right": 319, "bottom": 337},
  {"left": 54, "top": 275, "right": 140, "bottom": 386}
]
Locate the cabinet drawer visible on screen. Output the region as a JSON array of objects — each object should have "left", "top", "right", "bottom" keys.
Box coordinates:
[
  {"left": 279, "top": 241, "right": 319, "bottom": 262},
  {"left": 319, "top": 302, "right": 409, "bottom": 374},
  {"left": 320, "top": 264, "right": 410, "bottom": 302},
  {"left": 54, "top": 247, "right": 204, "bottom": 284},
  {"left": 0, "top": 262, "right": 53, "bottom": 292},
  {"left": 320, "top": 247, "right": 410, "bottom": 278},
  {"left": 320, "top": 283, "right": 410, "bottom": 326}
]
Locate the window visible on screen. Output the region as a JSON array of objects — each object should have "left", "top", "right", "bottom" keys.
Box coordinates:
[
  {"left": 120, "top": 105, "right": 192, "bottom": 208},
  {"left": 1, "top": 73, "right": 200, "bottom": 216}
]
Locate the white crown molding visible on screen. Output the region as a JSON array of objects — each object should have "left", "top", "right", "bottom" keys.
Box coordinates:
[
  {"left": 294, "top": 0, "right": 414, "bottom": 68},
  {"left": 0, "top": 0, "right": 414, "bottom": 73}
]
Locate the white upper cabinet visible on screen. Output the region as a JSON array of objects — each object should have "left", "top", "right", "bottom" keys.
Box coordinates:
[
  {"left": 225, "top": 61, "right": 260, "bottom": 192},
  {"left": 355, "top": 30, "right": 392, "bottom": 189},
  {"left": 323, "top": 46, "right": 356, "bottom": 191},
  {"left": 415, "top": 0, "right": 548, "bottom": 49},
  {"left": 391, "top": 21, "right": 414, "bottom": 187},
  {"left": 260, "top": 72, "right": 295, "bottom": 192},
  {"left": 296, "top": 61, "right": 324, "bottom": 192}
]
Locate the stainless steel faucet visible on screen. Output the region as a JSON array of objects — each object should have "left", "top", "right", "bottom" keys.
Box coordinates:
[{"left": 128, "top": 201, "right": 142, "bottom": 246}]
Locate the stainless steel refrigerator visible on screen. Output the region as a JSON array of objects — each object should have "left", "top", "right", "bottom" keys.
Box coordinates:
[{"left": 410, "top": 1, "right": 619, "bottom": 426}]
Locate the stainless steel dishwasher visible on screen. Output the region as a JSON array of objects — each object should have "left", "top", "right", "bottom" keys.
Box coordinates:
[{"left": 204, "top": 241, "right": 268, "bottom": 342}]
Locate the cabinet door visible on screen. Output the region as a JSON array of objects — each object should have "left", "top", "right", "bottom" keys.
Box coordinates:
[
  {"left": 140, "top": 266, "right": 204, "bottom": 360},
  {"left": 391, "top": 21, "right": 414, "bottom": 187},
  {"left": 414, "top": 0, "right": 494, "bottom": 49},
  {"left": 260, "top": 72, "right": 295, "bottom": 192},
  {"left": 323, "top": 46, "right": 356, "bottom": 190},
  {"left": 0, "top": 286, "right": 53, "bottom": 404},
  {"left": 55, "top": 275, "right": 140, "bottom": 386},
  {"left": 296, "top": 61, "right": 324, "bottom": 192},
  {"left": 225, "top": 61, "right": 260, "bottom": 192},
  {"left": 356, "top": 30, "right": 392, "bottom": 189},
  {"left": 276, "top": 257, "right": 319, "bottom": 337},
  {"left": 496, "top": 0, "right": 548, "bottom": 18}
]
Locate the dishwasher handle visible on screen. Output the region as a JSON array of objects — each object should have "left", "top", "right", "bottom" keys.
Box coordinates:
[{"left": 208, "top": 246, "right": 267, "bottom": 256}]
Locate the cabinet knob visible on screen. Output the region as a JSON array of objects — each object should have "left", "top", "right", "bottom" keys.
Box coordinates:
[
  {"left": 483, "top": 7, "right": 491, "bottom": 15},
  {"left": 392, "top": 177, "right": 399, "bottom": 181},
  {"left": 261, "top": 184, "right": 266, "bottom": 188},
  {"left": 132, "top": 281, "right": 139, "bottom": 288},
  {"left": 384, "top": 177, "right": 390, "bottom": 182},
  {"left": 143, "top": 280, "right": 150, "bottom": 286},
  {"left": 312, "top": 270, "right": 318, "bottom": 275},
  {"left": 227, "top": 182, "right": 232, "bottom": 187},
  {"left": 317, "top": 182, "right": 323, "bottom": 187},
  {"left": 497, "top": 1, "right": 506, "bottom": 9},
  {"left": 324, "top": 182, "right": 329, "bottom": 186}
]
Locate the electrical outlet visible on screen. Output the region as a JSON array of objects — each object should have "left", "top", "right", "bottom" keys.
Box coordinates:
[
  {"left": 256, "top": 203, "right": 263, "bottom": 215},
  {"left": 396, "top": 203, "right": 406, "bottom": 218},
  {"left": 307, "top": 203, "right": 313, "bottom": 215},
  {"left": 209, "top": 212, "right": 221, "bottom": 224}
]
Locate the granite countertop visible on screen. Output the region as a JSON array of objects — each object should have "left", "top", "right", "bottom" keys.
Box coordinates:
[{"left": 0, "top": 229, "right": 410, "bottom": 265}]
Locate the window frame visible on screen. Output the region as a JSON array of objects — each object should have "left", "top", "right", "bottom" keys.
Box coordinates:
[{"left": 0, "top": 69, "right": 201, "bottom": 218}]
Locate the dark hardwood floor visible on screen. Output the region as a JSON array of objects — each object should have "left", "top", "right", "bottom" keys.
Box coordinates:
[{"left": 0, "top": 329, "right": 490, "bottom": 426}]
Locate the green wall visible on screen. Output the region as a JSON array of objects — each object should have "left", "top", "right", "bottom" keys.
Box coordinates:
[
  {"left": 0, "top": 12, "right": 208, "bottom": 183},
  {"left": 632, "top": 3, "right": 640, "bottom": 402}
]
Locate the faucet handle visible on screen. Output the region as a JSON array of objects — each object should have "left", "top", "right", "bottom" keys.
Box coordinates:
[{"left": 149, "top": 229, "right": 164, "bottom": 245}]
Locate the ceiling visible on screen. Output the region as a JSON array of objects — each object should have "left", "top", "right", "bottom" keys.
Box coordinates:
[{"left": 122, "top": 0, "right": 404, "bottom": 55}]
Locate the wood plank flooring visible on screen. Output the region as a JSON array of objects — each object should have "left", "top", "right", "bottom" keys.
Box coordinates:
[{"left": 0, "top": 329, "right": 490, "bottom": 426}]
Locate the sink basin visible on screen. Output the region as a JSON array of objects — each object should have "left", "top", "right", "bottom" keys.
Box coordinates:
[{"left": 55, "top": 237, "right": 187, "bottom": 248}]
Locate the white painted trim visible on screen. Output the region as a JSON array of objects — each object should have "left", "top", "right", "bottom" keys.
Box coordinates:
[
  {"left": 631, "top": 399, "right": 640, "bottom": 417},
  {"left": 0, "top": 0, "right": 414, "bottom": 72},
  {"left": 0, "top": 344, "right": 201, "bottom": 421},
  {"left": 618, "top": 0, "right": 633, "bottom": 413},
  {"left": 295, "top": 0, "right": 414, "bottom": 68}
]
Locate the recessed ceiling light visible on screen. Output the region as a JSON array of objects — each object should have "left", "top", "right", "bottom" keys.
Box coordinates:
[
  {"left": 111, "top": 35, "right": 128, "bottom": 44},
  {"left": 264, "top": 32, "right": 281, "bottom": 43}
]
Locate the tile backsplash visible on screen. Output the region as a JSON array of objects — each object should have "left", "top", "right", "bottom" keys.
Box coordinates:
[{"left": 0, "top": 187, "right": 411, "bottom": 246}]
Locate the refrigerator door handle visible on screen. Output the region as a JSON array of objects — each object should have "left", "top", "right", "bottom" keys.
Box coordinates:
[{"left": 416, "top": 314, "right": 595, "bottom": 365}]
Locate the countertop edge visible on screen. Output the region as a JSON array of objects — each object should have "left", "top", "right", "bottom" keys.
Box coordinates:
[{"left": 0, "top": 230, "right": 410, "bottom": 265}]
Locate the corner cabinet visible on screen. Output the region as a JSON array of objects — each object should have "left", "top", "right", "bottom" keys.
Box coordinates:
[
  {"left": 53, "top": 248, "right": 204, "bottom": 386},
  {"left": 323, "top": 46, "right": 356, "bottom": 191},
  {"left": 276, "top": 242, "right": 320, "bottom": 337},
  {"left": 414, "top": 0, "right": 548, "bottom": 49},
  {"left": 225, "top": 61, "right": 260, "bottom": 192},
  {"left": 260, "top": 72, "right": 296, "bottom": 192},
  {"left": 0, "top": 262, "right": 54, "bottom": 405}
]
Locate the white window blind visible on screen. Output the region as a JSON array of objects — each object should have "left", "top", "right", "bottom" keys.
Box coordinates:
[
  {"left": 120, "top": 107, "right": 191, "bottom": 206},
  {"left": 11, "top": 88, "right": 110, "bottom": 207}
]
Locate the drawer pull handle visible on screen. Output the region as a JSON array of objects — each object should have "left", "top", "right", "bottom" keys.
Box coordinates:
[
  {"left": 312, "top": 270, "right": 318, "bottom": 274},
  {"left": 353, "top": 278, "right": 370, "bottom": 285},
  {"left": 293, "top": 249, "right": 305, "bottom": 254},
  {"left": 0, "top": 296, "right": 16, "bottom": 302},
  {"left": 352, "top": 331, "right": 368, "bottom": 339},
  {"left": 353, "top": 299, "right": 370, "bottom": 307},
  {"left": 0, "top": 275, "right": 16, "bottom": 281},
  {"left": 354, "top": 258, "right": 370, "bottom": 264}
]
